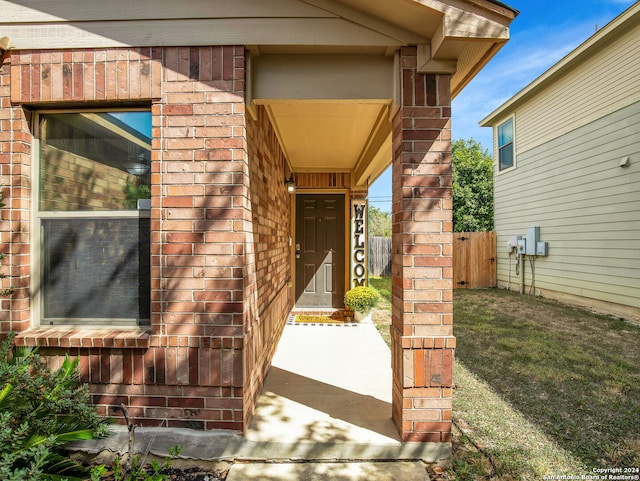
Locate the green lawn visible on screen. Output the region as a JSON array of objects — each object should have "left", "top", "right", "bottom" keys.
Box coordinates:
[
  {"left": 369, "top": 276, "right": 391, "bottom": 306},
  {"left": 369, "top": 281, "right": 640, "bottom": 480},
  {"left": 369, "top": 276, "right": 392, "bottom": 347},
  {"left": 453, "top": 289, "right": 640, "bottom": 479}
]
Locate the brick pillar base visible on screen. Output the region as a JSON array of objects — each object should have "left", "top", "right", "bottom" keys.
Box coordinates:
[{"left": 391, "top": 47, "right": 455, "bottom": 444}]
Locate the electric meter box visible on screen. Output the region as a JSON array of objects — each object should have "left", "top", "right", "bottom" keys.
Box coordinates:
[
  {"left": 507, "top": 235, "right": 521, "bottom": 251},
  {"left": 525, "top": 227, "right": 540, "bottom": 256}
]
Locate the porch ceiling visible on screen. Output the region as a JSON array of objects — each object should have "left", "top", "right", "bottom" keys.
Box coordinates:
[{"left": 263, "top": 101, "right": 391, "bottom": 184}]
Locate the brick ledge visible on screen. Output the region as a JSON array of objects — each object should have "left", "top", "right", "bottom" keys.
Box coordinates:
[{"left": 15, "top": 328, "right": 150, "bottom": 349}]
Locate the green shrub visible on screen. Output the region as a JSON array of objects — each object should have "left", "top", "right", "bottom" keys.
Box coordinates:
[
  {"left": 0, "top": 333, "right": 110, "bottom": 481},
  {"left": 344, "top": 286, "right": 380, "bottom": 313}
]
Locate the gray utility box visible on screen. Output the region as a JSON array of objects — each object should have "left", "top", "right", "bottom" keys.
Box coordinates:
[
  {"left": 525, "top": 227, "right": 540, "bottom": 256},
  {"left": 536, "top": 241, "right": 549, "bottom": 256}
]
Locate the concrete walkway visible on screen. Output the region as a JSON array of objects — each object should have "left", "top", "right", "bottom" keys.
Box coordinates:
[
  {"left": 226, "top": 321, "right": 433, "bottom": 479},
  {"left": 246, "top": 322, "right": 398, "bottom": 447},
  {"left": 71, "top": 322, "right": 446, "bottom": 479}
]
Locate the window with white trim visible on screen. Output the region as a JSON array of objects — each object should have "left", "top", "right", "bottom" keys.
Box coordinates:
[
  {"left": 35, "top": 111, "right": 151, "bottom": 327},
  {"left": 497, "top": 117, "right": 514, "bottom": 171}
]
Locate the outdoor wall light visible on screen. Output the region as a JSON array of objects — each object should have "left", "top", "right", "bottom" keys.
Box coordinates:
[
  {"left": 124, "top": 153, "right": 150, "bottom": 176},
  {"left": 0, "top": 37, "right": 12, "bottom": 64},
  {"left": 285, "top": 176, "right": 296, "bottom": 194}
]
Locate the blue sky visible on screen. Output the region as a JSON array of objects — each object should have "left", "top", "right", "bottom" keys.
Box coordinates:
[{"left": 368, "top": 0, "right": 637, "bottom": 212}]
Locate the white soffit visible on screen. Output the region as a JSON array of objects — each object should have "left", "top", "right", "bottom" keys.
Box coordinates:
[{"left": 263, "top": 101, "right": 390, "bottom": 173}]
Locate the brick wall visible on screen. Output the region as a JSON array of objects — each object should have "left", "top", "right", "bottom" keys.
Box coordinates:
[
  {"left": 0, "top": 54, "right": 30, "bottom": 334},
  {"left": 243, "top": 105, "right": 293, "bottom": 426},
  {"left": 391, "top": 46, "right": 455, "bottom": 443},
  {"left": 294, "top": 172, "right": 351, "bottom": 189},
  {"left": 2, "top": 46, "right": 291, "bottom": 430}
]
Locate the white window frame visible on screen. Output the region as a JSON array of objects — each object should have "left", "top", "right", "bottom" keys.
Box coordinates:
[
  {"left": 496, "top": 116, "right": 516, "bottom": 174},
  {"left": 31, "top": 109, "right": 151, "bottom": 329}
]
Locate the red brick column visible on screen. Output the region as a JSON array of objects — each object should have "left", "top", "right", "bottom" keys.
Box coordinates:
[{"left": 391, "top": 47, "right": 455, "bottom": 443}]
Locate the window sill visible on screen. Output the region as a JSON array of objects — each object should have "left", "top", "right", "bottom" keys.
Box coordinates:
[
  {"left": 496, "top": 165, "right": 516, "bottom": 175},
  {"left": 15, "top": 328, "right": 150, "bottom": 349}
]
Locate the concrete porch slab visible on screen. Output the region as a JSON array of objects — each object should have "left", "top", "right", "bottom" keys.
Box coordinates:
[
  {"left": 237, "top": 322, "right": 449, "bottom": 463},
  {"left": 246, "top": 323, "right": 397, "bottom": 445}
]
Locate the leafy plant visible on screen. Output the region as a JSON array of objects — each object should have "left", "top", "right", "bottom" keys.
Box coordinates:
[
  {"left": 0, "top": 333, "right": 110, "bottom": 481},
  {"left": 368, "top": 206, "right": 391, "bottom": 237},
  {"left": 344, "top": 286, "right": 380, "bottom": 313},
  {"left": 104, "top": 445, "right": 183, "bottom": 481},
  {"left": 93, "top": 403, "right": 184, "bottom": 481}
]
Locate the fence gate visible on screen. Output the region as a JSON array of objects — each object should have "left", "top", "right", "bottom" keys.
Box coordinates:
[
  {"left": 369, "top": 236, "right": 392, "bottom": 277},
  {"left": 453, "top": 231, "right": 496, "bottom": 288}
]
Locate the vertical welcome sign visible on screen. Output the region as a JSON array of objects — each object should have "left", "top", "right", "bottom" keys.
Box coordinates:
[{"left": 350, "top": 199, "right": 368, "bottom": 288}]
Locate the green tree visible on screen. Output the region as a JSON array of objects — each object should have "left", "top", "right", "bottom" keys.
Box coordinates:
[
  {"left": 367, "top": 205, "right": 391, "bottom": 237},
  {"left": 452, "top": 138, "right": 494, "bottom": 232}
]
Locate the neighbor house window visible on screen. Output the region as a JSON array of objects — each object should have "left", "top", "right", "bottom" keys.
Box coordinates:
[
  {"left": 497, "top": 117, "right": 514, "bottom": 171},
  {"left": 35, "top": 111, "right": 151, "bottom": 327}
]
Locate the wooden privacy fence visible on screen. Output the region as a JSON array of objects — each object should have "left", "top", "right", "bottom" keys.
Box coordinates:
[
  {"left": 369, "top": 236, "right": 392, "bottom": 277},
  {"left": 369, "top": 232, "right": 496, "bottom": 288},
  {"left": 453, "top": 231, "right": 496, "bottom": 288}
]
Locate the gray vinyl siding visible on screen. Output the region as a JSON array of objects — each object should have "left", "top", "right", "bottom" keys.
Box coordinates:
[
  {"left": 516, "top": 22, "right": 640, "bottom": 153},
  {"left": 495, "top": 100, "right": 640, "bottom": 310}
]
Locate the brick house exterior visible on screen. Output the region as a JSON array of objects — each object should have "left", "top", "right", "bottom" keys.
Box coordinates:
[{"left": 0, "top": 0, "right": 516, "bottom": 451}]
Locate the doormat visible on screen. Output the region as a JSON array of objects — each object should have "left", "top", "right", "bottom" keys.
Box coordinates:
[{"left": 294, "top": 314, "right": 343, "bottom": 324}]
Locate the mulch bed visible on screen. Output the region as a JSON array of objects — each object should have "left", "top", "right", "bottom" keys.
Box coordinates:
[{"left": 97, "top": 466, "right": 229, "bottom": 480}]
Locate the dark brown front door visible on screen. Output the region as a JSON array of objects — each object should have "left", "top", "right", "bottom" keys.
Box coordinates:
[{"left": 295, "top": 194, "right": 345, "bottom": 308}]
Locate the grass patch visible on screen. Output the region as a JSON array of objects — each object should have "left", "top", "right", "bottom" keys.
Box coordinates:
[
  {"left": 453, "top": 360, "right": 585, "bottom": 479},
  {"left": 370, "top": 281, "right": 640, "bottom": 479},
  {"left": 369, "top": 276, "right": 392, "bottom": 346},
  {"left": 454, "top": 288, "right": 640, "bottom": 474},
  {"left": 369, "top": 276, "right": 391, "bottom": 307}
]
